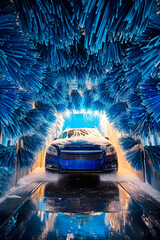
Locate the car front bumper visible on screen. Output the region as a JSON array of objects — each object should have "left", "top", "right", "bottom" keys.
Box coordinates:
[
  {"left": 45, "top": 167, "right": 118, "bottom": 173},
  {"left": 45, "top": 152, "right": 118, "bottom": 173}
]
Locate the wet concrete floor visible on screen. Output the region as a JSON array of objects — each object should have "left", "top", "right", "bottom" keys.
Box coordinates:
[{"left": 1, "top": 174, "right": 160, "bottom": 239}]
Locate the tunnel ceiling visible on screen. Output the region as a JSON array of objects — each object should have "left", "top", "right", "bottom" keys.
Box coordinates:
[{"left": 0, "top": 0, "right": 160, "bottom": 186}]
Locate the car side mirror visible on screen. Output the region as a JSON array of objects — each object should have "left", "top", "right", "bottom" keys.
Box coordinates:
[
  {"left": 105, "top": 137, "right": 109, "bottom": 140},
  {"left": 54, "top": 137, "right": 57, "bottom": 140}
]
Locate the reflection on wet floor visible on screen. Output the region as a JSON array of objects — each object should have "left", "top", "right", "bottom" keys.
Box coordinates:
[{"left": 4, "top": 175, "right": 160, "bottom": 239}]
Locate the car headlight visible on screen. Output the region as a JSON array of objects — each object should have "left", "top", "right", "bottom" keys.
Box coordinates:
[
  {"left": 47, "top": 146, "right": 58, "bottom": 156},
  {"left": 106, "top": 146, "right": 116, "bottom": 155}
]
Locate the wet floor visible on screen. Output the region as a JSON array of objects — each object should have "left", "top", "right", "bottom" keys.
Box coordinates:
[{"left": 2, "top": 175, "right": 160, "bottom": 239}]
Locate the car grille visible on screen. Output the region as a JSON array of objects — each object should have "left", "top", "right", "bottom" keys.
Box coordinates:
[{"left": 60, "top": 152, "right": 102, "bottom": 160}]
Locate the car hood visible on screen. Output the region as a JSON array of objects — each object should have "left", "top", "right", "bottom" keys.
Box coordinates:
[{"left": 50, "top": 137, "right": 111, "bottom": 150}]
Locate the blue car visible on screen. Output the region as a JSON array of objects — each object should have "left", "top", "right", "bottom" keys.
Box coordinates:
[{"left": 45, "top": 128, "right": 118, "bottom": 173}]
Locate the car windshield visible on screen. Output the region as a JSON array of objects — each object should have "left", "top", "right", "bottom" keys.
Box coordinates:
[{"left": 61, "top": 129, "right": 103, "bottom": 139}]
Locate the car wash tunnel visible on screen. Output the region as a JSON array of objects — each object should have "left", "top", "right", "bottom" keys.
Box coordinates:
[{"left": 0, "top": 0, "right": 160, "bottom": 239}]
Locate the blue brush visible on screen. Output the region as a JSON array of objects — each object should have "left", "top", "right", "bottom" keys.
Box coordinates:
[
  {"left": 129, "top": 107, "right": 160, "bottom": 137},
  {"left": 14, "top": 0, "right": 79, "bottom": 48},
  {"left": 35, "top": 123, "right": 50, "bottom": 138},
  {"left": 128, "top": 92, "right": 142, "bottom": 108},
  {"left": 54, "top": 103, "right": 67, "bottom": 113},
  {"left": 113, "top": 113, "right": 135, "bottom": 135},
  {"left": 106, "top": 102, "right": 128, "bottom": 122},
  {"left": 0, "top": 74, "right": 19, "bottom": 126},
  {"left": 92, "top": 100, "right": 106, "bottom": 112},
  {"left": 35, "top": 101, "right": 56, "bottom": 123},
  {"left": 70, "top": 37, "right": 88, "bottom": 67},
  {"left": 83, "top": 89, "right": 94, "bottom": 110},
  {"left": 37, "top": 43, "right": 72, "bottom": 70},
  {"left": 126, "top": 149, "right": 143, "bottom": 171},
  {"left": 80, "top": 0, "right": 153, "bottom": 53},
  {"left": 126, "top": 10, "right": 160, "bottom": 80},
  {"left": 141, "top": 77, "right": 160, "bottom": 121},
  {"left": 51, "top": 82, "right": 66, "bottom": 105},
  {"left": 36, "top": 70, "right": 61, "bottom": 103},
  {"left": 0, "top": 145, "right": 16, "bottom": 168},
  {"left": 19, "top": 110, "right": 45, "bottom": 137},
  {"left": 20, "top": 134, "right": 45, "bottom": 154},
  {"left": 145, "top": 146, "right": 160, "bottom": 172},
  {"left": 17, "top": 148, "right": 35, "bottom": 169},
  {"left": 119, "top": 136, "right": 141, "bottom": 151},
  {"left": 70, "top": 90, "right": 82, "bottom": 110},
  {"left": 98, "top": 41, "right": 125, "bottom": 66},
  {"left": 98, "top": 81, "right": 114, "bottom": 105},
  {"left": 0, "top": 2, "right": 43, "bottom": 92},
  {"left": 0, "top": 167, "right": 14, "bottom": 196}
]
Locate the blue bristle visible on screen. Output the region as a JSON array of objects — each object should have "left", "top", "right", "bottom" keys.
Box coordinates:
[
  {"left": 98, "top": 81, "right": 114, "bottom": 105},
  {"left": 51, "top": 82, "right": 66, "bottom": 105},
  {"left": 36, "top": 70, "right": 60, "bottom": 103},
  {"left": 80, "top": 0, "right": 152, "bottom": 53},
  {"left": 98, "top": 64, "right": 128, "bottom": 101},
  {"left": 70, "top": 90, "right": 82, "bottom": 110},
  {"left": 14, "top": 0, "right": 79, "bottom": 48},
  {"left": 83, "top": 89, "right": 94, "bottom": 110},
  {"left": 124, "top": 0, "right": 153, "bottom": 36},
  {"left": 59, "top": 68, "right": 72, "bottom": 83},
  {"left": 21, "top": 134, "right": 45, "bottom": 154},
  {"left": 126, "top": 149, "right": 143, "bottom": 171},
  {"left": 18, "top": 91, "right": 34, "bottom": 113},
  {"left": 129, "top": 107, "right": 160, "bottom": 137},
  {"left": 37, "top": 43, "right": 72, "bottom": 70},
  {"left": 126, "top": 11, "right": 160, "bottom": 81},
  {"left": 92, "top": 100, "right": 106, "bottom": 111},
  {"left": 148, "top": 14, "right": 160, "bottom": 31},
  {"left": 69, "top": 66, "right": 86, "bottom": 86},
  {"left": 125, "top": 46, "right": 145, "bottom": 86},
  {"left": 70, "top": 37, "right": 88, "bottom": 67},
  {"left": 139, "top": 38, "right": 160, "bottom": 79},
  {"left": 36, "top": 123, "right": 50, "bottom": 138},
  {"left": 17, "top": 148, "right": 35, "bottom": 169},
  {"left": 119, "top": 136, "right": 141, "bottom": 151},
  {"left": 1, "top": 103, "right": 38, "bottom": 139},
  {"left": 106, "top": 102, "right": 128, "bottom": 121},
  {"left": 35, "top": 101, "right": 56, "bottom": 123},
  {"left": 137, "top": 13, "right": 160, "bottom": 43},
  {"left": 66, "top": 94, "right": 73, "bottom": 110},
  {"left": 98, "top": 41, "right": 125, "bottom": 65},
  {"left": 128, "top": 92, "right": 143, "bottom": 108},
  {"left": 113, "top": 113, "right": 135, "bottom": 135},
  {"left": 78, "top": 83, "right": 86, "bottom": 92},
  {"left": 18, "top": 63, "right": 43, "bottom": 92},
  {"left": 0, "top": 145, "right": 15, "bottom": 168},
  {"left": 1, "top": 121, "right": 19, "bottom": 139},
  {"left": 125, "top": 69, "right": 142, "bottom": 90},
  {"left": 80, "top": 0, "right": 121, "bottom": 51},
  {"left": 70, "top": 0, "right": 83, "bottom": 21},
  {"left": 86, "top": 54, "right": 106, "bottom": 75},
  {"left": 19, "top": 110, "right": 45, "bottom": 136},
  {"left": 4, "top": 113, "right": 49, "bottom": 139},
  {"left": 54, "top": 103, "right": 67, "bottom": 113},
  {"left": 141, "top": 77, "right": 160, "bottom": 121},
  {"left": 145, "top": 146, "right": 160, "bottom": 172},
  {"left": 0, "top": 3, "right": 43, "bottom": 92},
  {"left": 0, "top": 167, "right": 14, "bottom": 196},
  {"left": 0, "top": 74, "right": 19, "bottom": 126}
]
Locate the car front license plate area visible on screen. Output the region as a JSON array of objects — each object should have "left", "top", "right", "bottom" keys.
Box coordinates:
[
  {"left": 60, "top": 150, "right": 103, "bottom": 170},
  {"left": 67, "top": 160, "right": 96, "bottom": 170}
]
